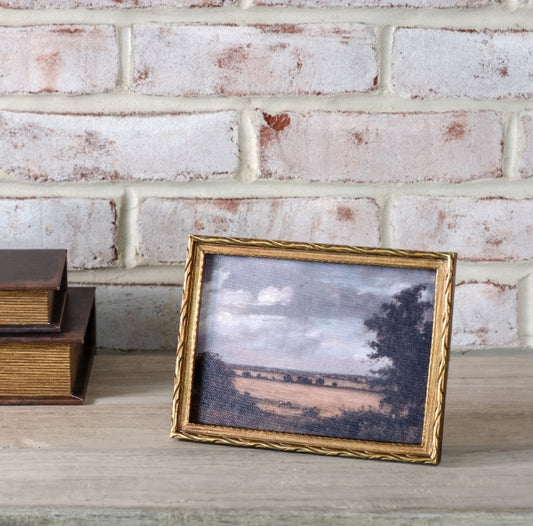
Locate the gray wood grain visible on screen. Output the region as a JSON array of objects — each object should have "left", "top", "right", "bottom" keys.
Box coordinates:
[{"left": 1, "top": 352, "right": 532, "bottom": 525}]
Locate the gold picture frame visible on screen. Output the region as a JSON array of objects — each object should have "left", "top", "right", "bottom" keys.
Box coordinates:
[{"left": 171, "top": 235, "right": 456, "bottom": 464}]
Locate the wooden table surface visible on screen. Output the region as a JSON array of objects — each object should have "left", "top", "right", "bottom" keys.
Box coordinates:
[{"left": 0, "top": 351, "right": 532, "bottom": 525}]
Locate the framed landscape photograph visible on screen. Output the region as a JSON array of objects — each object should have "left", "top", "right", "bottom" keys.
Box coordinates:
[{"left": 171, "top": 236, "right": 456, "bottom": 464}]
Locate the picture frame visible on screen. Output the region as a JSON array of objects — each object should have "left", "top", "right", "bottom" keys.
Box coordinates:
[{"left": 171, "top": 235, "right": 456, "bottom": 464}]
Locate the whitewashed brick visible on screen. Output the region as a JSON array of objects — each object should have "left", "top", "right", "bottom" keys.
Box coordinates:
[
  {"left": 0, "top": 25, "right": 117, "bottom": 94},
  {"left": 133, "top": 24, "right": 377, "bottom": 96},
  {"left": 259, "top": 111, "right": 502, "bottom": 183},
  {"left": 0, "top": 198, "right": 117, "bottom": 268},
  {"left": 520, "top": 114, "right": 533, "bottom": 179},
  {"left": 94, "top": 286, "right": 181, "bottom": 351},
  {"left": 0, "top": 111, "right": 238, "bottom": 182},
  {"left": 138, "top": 197, "right": 381, "bottom": 264},
  {"left": 393, "top": 197, "right": 533, "bottom": 262},
  {"left": 453, "top": 282, "right": 518, "bottom": 347},
  {"left": 2, "top": 0, "right": 227, "bottom": 6},
  {"left": 256, "top": 0, "right": 487, "bottom": 6},
  {"left": 392, "top": 29, "right": 533, "bottom": 99}
]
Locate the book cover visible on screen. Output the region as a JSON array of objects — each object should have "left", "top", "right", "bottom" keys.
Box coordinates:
[
  {"left": 0, "top": 249, "right": 68, "bottom": 332},
  {"left": 0, "top": 287, "right": 96, "bottom": 405}
]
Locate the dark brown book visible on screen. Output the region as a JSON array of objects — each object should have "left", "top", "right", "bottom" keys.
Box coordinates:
[
  {"left": 0, "top": 287, "right": 96, "bottom": 405},
  {"left": 0, "top": 249, "right": 68, "bottom": 332}
]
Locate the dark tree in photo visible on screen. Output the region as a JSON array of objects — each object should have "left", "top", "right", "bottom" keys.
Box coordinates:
[
  {"left": 190, "top": 351, "right": 262, "bottom": 427},
  {"left": 364, "top": 284, "right": 434, "bottom": 430}
]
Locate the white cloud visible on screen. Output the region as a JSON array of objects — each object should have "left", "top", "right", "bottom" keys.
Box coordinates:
[
  {"left": 256, "top": 285, "right": 293, "bottom": 306},
  {"left": 219, "top": 288, "right": 254, "bottom": 309}
]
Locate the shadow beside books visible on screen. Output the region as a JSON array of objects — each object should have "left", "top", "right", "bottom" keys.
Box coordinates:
[{"left": 84, "top": 351, "right": 175, "bottom": 403}]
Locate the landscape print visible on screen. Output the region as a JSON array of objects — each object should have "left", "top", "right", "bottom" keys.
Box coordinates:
[{"left": 189, "top": 253, "right": 436, "bottom": 445}]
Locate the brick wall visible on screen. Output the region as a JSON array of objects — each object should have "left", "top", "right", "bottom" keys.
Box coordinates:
[{"left": 0, "top": 2, "right": 532, "bottom": 353}]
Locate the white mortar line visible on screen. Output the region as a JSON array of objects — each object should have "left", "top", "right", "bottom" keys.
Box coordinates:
[
  {"left": 0, "top": 94, "right": 251, "bottom": 114},
  {"left": 117, "top": 26, "right": 134, "bottom": 92},
  {"left": 502, "top": 112, "right": 515, "bottom": 180},
  {"left": 376, "top": 26, "right": 394, "bottom": 96},
  {"left": 504, "top": 112, "right": 527, "bottom": 181},
  {"left": 503, "top": 0, "right": 520, "bottom": 12},
  {"left": 238, "top": 105, "right": 260, "bottom": 183},
  {"left": 0, "top": 178, "right": 532, "bottom": 200},
  {"left": 70, "top": 265, "right": 185, "bottom": 285},
  {"left": 1, "top": 7, "right": 533, "bottom": 29},
  {"left": 87, "top": 179, "right": 533, "bottom": 199},
  {"left": 456, "top": 262, "right": 533, "bottom": 284},
  {"left": 68, "top": 256, "right": 533, "bottom": 286},
  {"left": 119, "top": 187, "right": 140, "bottom": 269},
  {"left": 236, "top": 0, "right": 254, "bottom": 10},
  {"left": 2, "top": 93, "right": 533, "bottom": 115}
]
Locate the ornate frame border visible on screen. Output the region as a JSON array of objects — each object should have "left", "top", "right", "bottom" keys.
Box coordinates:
[{"left": 171, "top": 236, "right": 456, "bottom": 464}]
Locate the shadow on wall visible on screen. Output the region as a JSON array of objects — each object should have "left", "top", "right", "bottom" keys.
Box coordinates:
[{"left": 91, "top": 285, "right": 181, "bottom": 351}]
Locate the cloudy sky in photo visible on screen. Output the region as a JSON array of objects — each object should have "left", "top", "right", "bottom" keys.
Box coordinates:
[{"left": 196, "top": 254, "right": 436, "bottom": 376}]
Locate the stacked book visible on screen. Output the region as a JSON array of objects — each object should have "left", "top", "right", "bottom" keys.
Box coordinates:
[{"left": 0, "top": 250, "right": 96, "bottom": 405}]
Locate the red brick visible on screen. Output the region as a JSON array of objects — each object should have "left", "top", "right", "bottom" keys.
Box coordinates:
[
  {"left": 392, "top": 29, "right": 533, "bottom": 99},
  {"left": 259, "top": 111, "right": 502, "bottom": 183},
  {"left": 138, "top": 197, "right": 381, "bottom": 263},
  {"left": 520, "top": 114, "right": 533, "bottom": 179},
  {"left": 0, "top": 111, "right": 238, "bottom": 182},
  {"left": 0, "top": 197, "right": 117, "bottom": 268},
  {"left": 133, "top": 24, "right": 377, "bottom": 96},
  {"left": 453, "top": 282, "right": 518, "bottom": 347},
  {"left": 0, "top": 25, "right": 117, "bottom": 94},
  {"left": 393, "top": 197, "right": 533, "bottom": 262}
]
